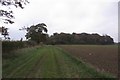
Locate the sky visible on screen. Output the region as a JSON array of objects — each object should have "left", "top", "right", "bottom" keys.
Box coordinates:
[{"left": 0, "top": 0, "right": 119, "bottom": 42}]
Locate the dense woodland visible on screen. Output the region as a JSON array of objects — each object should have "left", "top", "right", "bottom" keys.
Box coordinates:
[{"left": 47, "top": 32, "right": 114, "bottom": 45}]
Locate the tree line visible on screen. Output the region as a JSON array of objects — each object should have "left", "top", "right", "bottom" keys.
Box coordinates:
[
  {"left": 21, "top": 23, "right": 114, "bottom": 45},
  {"left": 1, "top": 23, "right": 115, "bottom": 53},
  {"left": 1, "top": 23, "right": 114, "bottom": 46},
  {"left": 47, "top": 32, "right": 114, "bottom": 45}
]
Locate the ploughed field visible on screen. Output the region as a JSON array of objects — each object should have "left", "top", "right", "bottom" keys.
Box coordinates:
[
  {"left": 3, "top": 45, "right": 117, "bottom": 78},
  {"left": 58, "top": 45, "right": 118, "bottom": 77}
]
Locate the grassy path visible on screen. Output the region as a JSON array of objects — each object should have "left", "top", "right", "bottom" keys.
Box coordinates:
[{"left": 3, "top": 45, "right": 114, "bottom": 78}]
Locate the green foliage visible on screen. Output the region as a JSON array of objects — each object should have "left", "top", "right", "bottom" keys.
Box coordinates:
[
  {"left": 25, "top": 23, "right": 48, "bottom": 44},
  {"left": 48, "top": 32, "right": 114, "bottom": 45},
  {"left": 2, "top": 41, "right": 25, "bottom": 53},
  {"left": 2, "top": 40, "right": 42, "bottom": 53}
]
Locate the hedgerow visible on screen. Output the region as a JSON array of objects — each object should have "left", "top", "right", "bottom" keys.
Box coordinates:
[{"left": 2, "top": 41, "right": 25, "bottom": 53}]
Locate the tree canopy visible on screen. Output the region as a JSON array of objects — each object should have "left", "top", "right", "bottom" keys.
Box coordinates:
[
  {"left": 47, "top": 32, "right": 114, "bottom": 45},
  {"left": 25, "top": 23, "right": 48, "bottom": 44},
  {"left": 0, "top": 0, "right": 29, "bottom": 24}
]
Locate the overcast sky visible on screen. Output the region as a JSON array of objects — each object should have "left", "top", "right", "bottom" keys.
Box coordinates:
[{"left": 0, "top": 0, "right": 119, "bottom": 42}]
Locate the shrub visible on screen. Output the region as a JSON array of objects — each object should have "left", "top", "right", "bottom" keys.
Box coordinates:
[{"left": 2, "top": 41, "right": 25, "bottom": 53}]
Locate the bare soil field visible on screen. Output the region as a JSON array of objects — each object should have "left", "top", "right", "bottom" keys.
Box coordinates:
[{"left": 58, "top": 45, "right": 118, "bottom": 76}]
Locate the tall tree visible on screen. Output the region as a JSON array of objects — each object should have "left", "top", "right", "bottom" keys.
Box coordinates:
[
  {"left": 0, "top": 0, "right": 29, "bottom": 24},
  {"left": 25, "top": 23, "right": 48, "bottom": 44}
]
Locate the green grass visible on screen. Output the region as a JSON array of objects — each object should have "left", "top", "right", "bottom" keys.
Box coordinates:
[{"left": 3, "top": 45, "right": 116, "bottom": 78}]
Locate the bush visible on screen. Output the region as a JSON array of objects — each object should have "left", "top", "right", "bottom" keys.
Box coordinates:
[{"left": 2, "top": 41, "right": 25, "bottom": 53}]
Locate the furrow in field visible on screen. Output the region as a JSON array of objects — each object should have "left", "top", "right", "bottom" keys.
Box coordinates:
[
  {"left": 52, "top": 47, "right": 63, "bottom": 77},
  {"left": 26, "top": 49, "right": 46, "bottom": 77},
  {"left": 35, "top": 46, "right": 61, "bottom": 78}
]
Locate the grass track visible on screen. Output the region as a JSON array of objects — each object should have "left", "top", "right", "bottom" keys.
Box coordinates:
[{"left": 3, "top": 45, "right": 115, "bottom": 78}]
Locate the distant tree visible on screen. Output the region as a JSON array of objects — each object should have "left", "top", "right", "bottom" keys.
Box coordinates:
[
  {"left": 0, "top": 0, "right": 29, "bottom": 24},
  {"left": 25, "top": 23, "right": 48, "bottom": 44}
]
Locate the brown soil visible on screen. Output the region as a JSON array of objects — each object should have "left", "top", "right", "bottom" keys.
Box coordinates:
[{"left": 58, "top": 45, "right": 118, "bottom": 76}]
